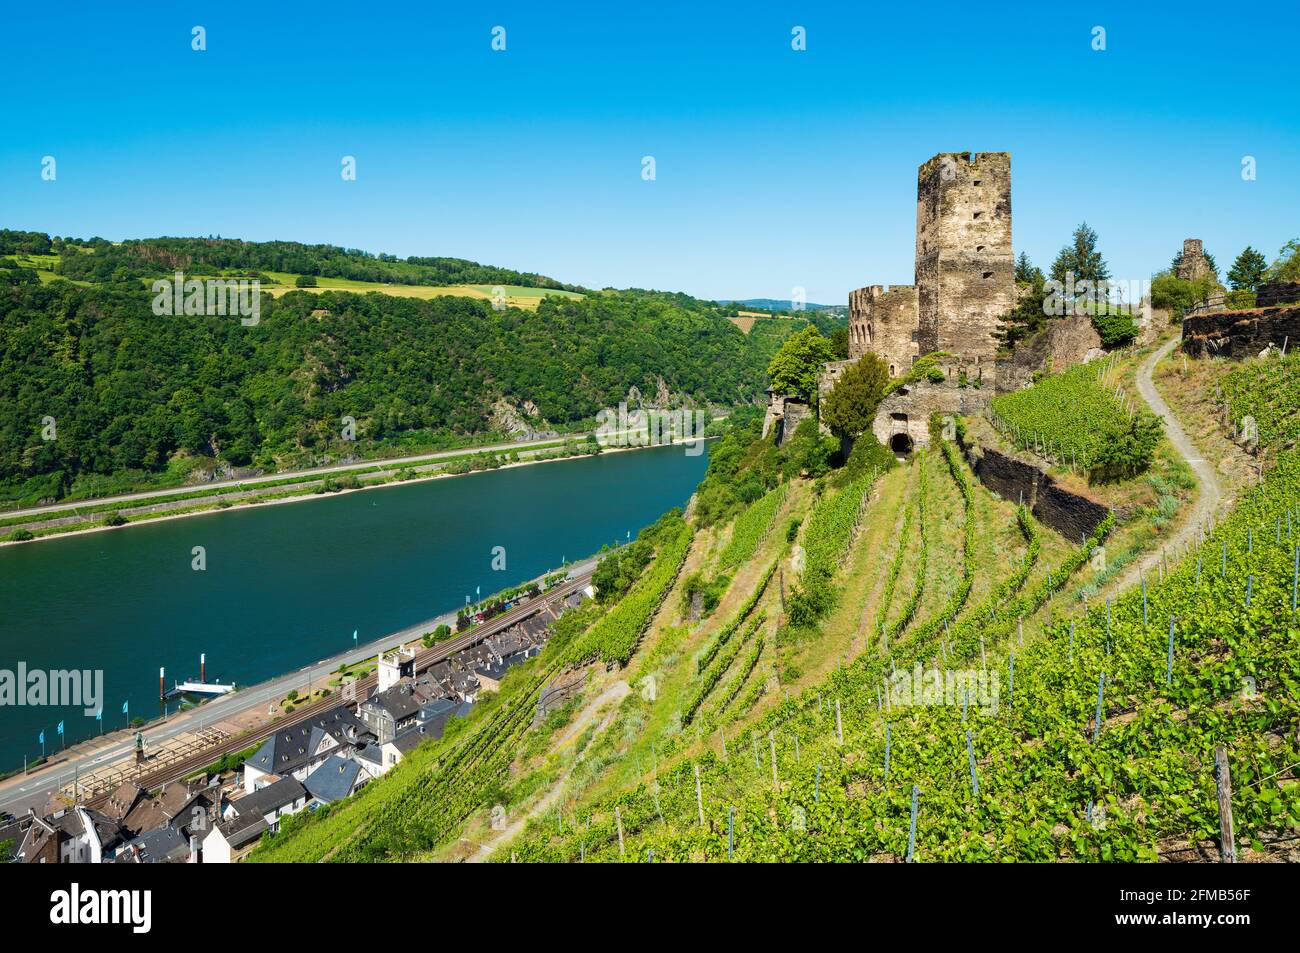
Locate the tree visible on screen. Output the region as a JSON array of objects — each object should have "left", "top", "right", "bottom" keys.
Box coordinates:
[
  {"left": 1265, "top": 239, "right": 1300, "bottom": 283},
  {"left": 820, "top": 354, "right": 890, "bottom": 439},
  {"left": 1050, "top": 222, "right": 1110, "bottom": 290},
  {"left": 1227, "top": 247, "right": 1268, "bottom": 292},
  {"left": 998, "top": 254, "right": 1049, "bottom": 348},
  {"left": 1015, "top": 251, "right": 1044, "bottom": 286},
  {"left": 827, "top": 326, "right": 850, "bottom": 360},
  {"left": 294, "top": 274, "right": 318, "bottom": 287},
  {"left": 766, "top": 325, "right": 835, "bottom": 402}
]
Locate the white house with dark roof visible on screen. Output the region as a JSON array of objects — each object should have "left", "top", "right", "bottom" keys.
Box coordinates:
[
  {"left": 205, "top": 775, "right": 307, "bottom": 863},
  {"left": 242, "top": 705, "right": 369, "bottom": 794}
]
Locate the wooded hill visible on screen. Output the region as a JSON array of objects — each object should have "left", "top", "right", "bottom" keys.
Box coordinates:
[{"left": 0, "top": 230, "right": 841, "bottom": 506}]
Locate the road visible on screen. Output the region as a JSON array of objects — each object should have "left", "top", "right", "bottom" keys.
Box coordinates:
[
  {"left": 1, "top": 435, "right": 569, "bottom": 521},
  {"left": 2, "top": 419, "right": 723, "bottom": 523},
  {"left": 0, "top": 562, "right": 598, "bottom": 818},
  {"left": 1116, "top": 334, "right": 1225, "bottom": 591}
]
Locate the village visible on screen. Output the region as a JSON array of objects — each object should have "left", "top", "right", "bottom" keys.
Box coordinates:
[{"left": 0, "top": 585, "right": 591, "bottom": 863}]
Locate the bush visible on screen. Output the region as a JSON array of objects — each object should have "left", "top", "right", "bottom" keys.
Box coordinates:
[
  {"left": 1091, "top": 310, "right": 1138, "bottom": 348},
  {"left": 8, "top": 528, "right": 34, "bottom": 542},
  {"left": 103, "top": 511, "right": 127, "bottom": 526},
  {"left": 294, "top": 274, "right": 318, "bottom": 288}
]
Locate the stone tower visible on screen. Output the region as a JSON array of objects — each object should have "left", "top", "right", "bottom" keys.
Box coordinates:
[
  {"left": 913, "top": 152, "right": 1014, "bottom": 369},
  {"left": 1175, "top": 238, "right": 1211, "bottom": 282}
]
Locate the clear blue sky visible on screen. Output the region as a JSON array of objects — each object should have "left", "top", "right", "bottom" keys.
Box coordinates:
[{"left": 2, "top": 0, "right": 1296, "bottom": 303}]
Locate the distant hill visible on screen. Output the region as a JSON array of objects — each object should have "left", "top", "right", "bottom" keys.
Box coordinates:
[
  {"left": 0, "top": 229, "right": 829, "bottom": 506},
  {"left": 716, "top": 298, "right": 845, "bottom": 313}
]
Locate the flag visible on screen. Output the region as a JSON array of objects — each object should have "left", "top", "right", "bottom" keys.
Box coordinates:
[
  {"left": 95, "top": 708, "right": 102, "bottom": 722},
  {"left": 39, "top": 729, "right": 44, "bottom": 745},
  {"left": 353, "top": 629, "right": 358, "bottom": 640},
  {"left": 476, "top": 585, "right": 481, "bottom": 597},
  {"left": 122, "top": 700, "right": 128, "bottom": 715},
  {"left": 57, "top": 720, "right": 64, "bottom": 736}
]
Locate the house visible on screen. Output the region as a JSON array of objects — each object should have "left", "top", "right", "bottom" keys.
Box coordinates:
[
  {"left": 304, "top": 755, "right": 364, "bottom": 806},
  {"left": 205, "top": 776, "right": 307, "bottom": 863},
  {"left": 363, "top": 699, "right": 473, "bottom": 776},
  {"left": 203, "top": 812, "right": 268, "bottom": 865},
  {"left": 121, "top": 778, "right": 216, "bottom": 840},
  {"left": 357, "top": 671, "right": 448, "bottom": 743},
  {"left": 242, "top": 705, "right": 369, "bottom": 793}
]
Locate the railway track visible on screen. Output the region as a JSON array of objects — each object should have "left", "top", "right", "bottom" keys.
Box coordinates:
[{"left": 80, "top": 574, "right": 592, "bottom": 808}]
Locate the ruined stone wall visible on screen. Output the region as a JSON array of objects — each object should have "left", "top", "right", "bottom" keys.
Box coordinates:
[
  {"left": 915, "top": 152, "right": 1015, "bottom": 367},
  {"left": 781, "top": 399, "right": 813, "bottom": 444},
  {"left": 848, "top": 284, "right": 918, "bottom": 375},
  {"left": 762, "top": 391, "right": 813, "bottom": 445},
  {"left": 960, "top": 440, "right": 1109, "bottom": 539},
  {"left": 871, "top": 379, "right": 993, "bottom": 452},
  {"left": 1182, "top": 305, "right": 1300, "bottom": 359}
]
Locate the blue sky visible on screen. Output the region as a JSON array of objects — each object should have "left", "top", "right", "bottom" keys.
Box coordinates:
[{"left": 2, "top": 0, "right": 1297, "bottom": 303}]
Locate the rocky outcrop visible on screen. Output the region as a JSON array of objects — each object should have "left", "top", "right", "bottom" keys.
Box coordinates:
[{"left": 995, "top": 314, "right": 1105, "bottom": 392}]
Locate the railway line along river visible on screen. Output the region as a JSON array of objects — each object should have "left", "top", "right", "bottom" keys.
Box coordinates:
[{"left": 0, "top": 443, "right": 710, "bottom": 771}]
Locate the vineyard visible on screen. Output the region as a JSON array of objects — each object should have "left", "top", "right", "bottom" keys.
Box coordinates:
[
  {"left": 501, "top": 399, "right": 1300, "bottom": 861},
  {"left": 1220, "top": 350, "right": 1300, "bottom": 449},
  {"left": 988, "top": 357, "right": 1163, "bottom": 479},
  {"left": 716, "top": 484, "right": 788, "bottom": 572},
  {"left": 570, "top": 516, "right": 694, "bottom": 666}
]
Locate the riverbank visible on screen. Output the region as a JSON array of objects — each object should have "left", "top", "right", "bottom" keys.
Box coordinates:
[
  {"left": 0, "top": 432, "right": 716, "bottom": 548},
  {"left": 0, "top": 441, "right": 713, "bottom": 772},
  {"left": 0, "top": 563, "right": 601, "bottom": 813}
]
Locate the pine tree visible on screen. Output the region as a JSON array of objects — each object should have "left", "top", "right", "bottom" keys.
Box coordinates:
[
  {"left": 1227, "top": 246, "right": 1268, "bottom": 292},
  {"left": 1050, "top": 223, "right": 1110, "bottom": 289}
]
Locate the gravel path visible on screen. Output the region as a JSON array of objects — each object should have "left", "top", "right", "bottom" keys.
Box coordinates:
[{"left": 1114, "top": 335, "right": 1225, "bottom": 591}]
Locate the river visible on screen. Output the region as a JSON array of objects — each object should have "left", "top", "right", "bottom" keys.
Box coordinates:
[{"left": 0, "top": 444, "right": 710, "bottom": 770}]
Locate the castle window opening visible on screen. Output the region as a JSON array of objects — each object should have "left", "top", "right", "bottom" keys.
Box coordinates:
[
  {"left": 977, "top": 245, "right": 985, "bottom": 252},
  {"left": 973, "top": 211, "right": 983, "bottom": 220},
  {"left": 983, "top": 271, "right": 993, "bottom": 279},
  {"left": 973, "top": 180, "right": 982, "bottom": 186}
]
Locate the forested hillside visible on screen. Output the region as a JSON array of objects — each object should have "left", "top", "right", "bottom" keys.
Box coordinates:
[
  {"left": 0, "top": 229, "right": 582, "bottom": 291},
  {"left": 0, "top": 235, "right": 831, "bottom": 506}
]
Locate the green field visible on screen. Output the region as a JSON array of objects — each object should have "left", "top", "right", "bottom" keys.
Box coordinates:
[
  {"left": 1, "top": 255, "right": 585, "bottom": 309},
  {"left": 254, "top": 272, "right": 584, "bottom": 309}
]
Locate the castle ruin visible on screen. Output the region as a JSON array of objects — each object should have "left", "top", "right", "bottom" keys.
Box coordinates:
[
  {"left": 849, "top": 152, "right": 1014, "bottom": 382},
  {"left": 1174, "top": 238, "right": 1213, "bottom": 283}
]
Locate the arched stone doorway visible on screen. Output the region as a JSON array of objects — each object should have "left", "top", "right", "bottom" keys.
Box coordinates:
[{"left": 889, "top": 412, "right": 913, "bottom": 454}]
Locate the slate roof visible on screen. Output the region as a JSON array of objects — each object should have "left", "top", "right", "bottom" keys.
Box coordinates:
[
  {"left": 121, "top": 824, "right": 189, "bottom": 864},
  {"left": 214, "top": 811, "right": 269, "bottom": 850},
  {"left": 246, "top": 704, "right": 364, "bottom": 777},
  {"left": 231, "top": 776, "right": 305, "bottom": 819},
  {"left": 304, "top": 755, "right": 362, "bottom": 804}
]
